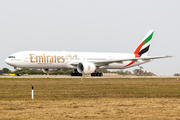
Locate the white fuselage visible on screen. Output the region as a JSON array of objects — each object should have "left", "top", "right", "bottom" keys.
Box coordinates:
[{"left": 5, "top": 51, "right": 150, "bottom": 70}]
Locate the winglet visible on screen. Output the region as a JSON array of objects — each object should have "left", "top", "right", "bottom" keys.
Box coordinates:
[{"left": 134, "top": 30, "right": 154, "bottom": 57}]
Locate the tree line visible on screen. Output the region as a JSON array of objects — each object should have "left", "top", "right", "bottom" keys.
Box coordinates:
[
  {"left": 174, "top": 73, "right": 180, "bottom": 76},
  {"left": 0, "top": 67, "right": 157, "bottom": 76}
]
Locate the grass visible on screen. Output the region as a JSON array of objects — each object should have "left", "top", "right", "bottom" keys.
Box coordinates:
[
  {"left": 0, "top": 77, "right": 180, "bottom": 119},
  {"left": 0, "top": 78, "right": 180, "bottom": 100}
]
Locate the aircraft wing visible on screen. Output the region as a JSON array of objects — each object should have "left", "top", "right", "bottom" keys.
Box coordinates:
[
  {"left": 70, "top": 55, "right": 172, "bottom": 66},
  {"left": 94, "top": 55, "right": 172, "bottom": 66}
]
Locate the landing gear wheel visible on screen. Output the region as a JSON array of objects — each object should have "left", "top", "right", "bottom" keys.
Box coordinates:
[
  {"left": 78, "top": 73, "right": 82, "bottom": 76},
  {"left": 71, "top": 72, "right": 82, "bottom": 76},
  {"left": 71, "top": 73, "right": 74, "bottom": 76},
  {"left": 99, "top": 73, "right": 103, "bottom": 76},
  {"left": 17, "top": 72, "right": 21, "bottom": 76},
  {"left": 91, "top": 72, "right": 103, "bottom": 77}
]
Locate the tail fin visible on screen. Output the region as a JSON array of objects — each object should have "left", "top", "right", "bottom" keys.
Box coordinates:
[{"left": 134, "top": 30, "right": 154, "bottom": 57}]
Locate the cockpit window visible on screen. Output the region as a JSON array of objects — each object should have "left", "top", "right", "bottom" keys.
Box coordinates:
[{"left": 8, "top": 56, "right": 15, "bottom": 58}]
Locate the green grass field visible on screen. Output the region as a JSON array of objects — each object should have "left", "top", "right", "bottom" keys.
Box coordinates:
[
  {"left": 1, "top": 77, "right": 180, "bottom": 119},
  {"left": 0, "top": 77, "right": 180, "bottom": 100}
]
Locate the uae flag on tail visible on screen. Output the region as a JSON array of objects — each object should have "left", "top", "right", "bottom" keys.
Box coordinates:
[{"left": 134, "top": 30, "right": 154, "bottom": 58}]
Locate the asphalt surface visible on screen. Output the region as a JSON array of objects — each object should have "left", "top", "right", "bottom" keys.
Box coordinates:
[{"left": 0, "top": 75, "right": 175, "bottom": 78}]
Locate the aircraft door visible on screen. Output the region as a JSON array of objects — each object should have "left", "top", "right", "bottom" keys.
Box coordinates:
[{"left": 24, "top": 55, "right": 28, "bottom": 62}]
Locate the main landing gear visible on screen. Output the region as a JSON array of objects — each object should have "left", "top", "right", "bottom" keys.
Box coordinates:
[
  {"left": 71, "top": 73, "right": 82, "bottom": 76},
  {"left": 71, "top": 69, "right": 82, "bottom": 76},
  {"left": 91, "top": 72, "right": 103, "bottom": 77},
  {"left": 71, "top": 69, "right": 103, "bottom": 77}
]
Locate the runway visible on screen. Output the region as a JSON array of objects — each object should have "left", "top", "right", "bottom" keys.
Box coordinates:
[{"left": 0, "top": 75, "right": 175, "bottom": 78}]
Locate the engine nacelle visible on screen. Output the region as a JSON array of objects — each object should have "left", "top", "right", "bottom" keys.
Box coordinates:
[
  {"left": 77, "top": 62, "right": 96, "bottom": 74},
  {"left": 42, "top": 69, "right": 59, "bottom": 73}
]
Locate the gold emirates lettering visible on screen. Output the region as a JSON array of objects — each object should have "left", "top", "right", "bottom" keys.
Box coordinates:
[{"left": 29, "top": 54, "right": 65, "bottom": 63}]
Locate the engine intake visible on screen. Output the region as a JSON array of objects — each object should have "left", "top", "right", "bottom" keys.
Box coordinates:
[{"left": 77, "top": 62, "right": 96, "bottom": 74}]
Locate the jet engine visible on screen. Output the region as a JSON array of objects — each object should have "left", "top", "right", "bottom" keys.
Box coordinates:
[
  {"left": 77, "top": 62, "right": 96, "bottom": 74},
  {"left": 42, "top": 69, "right": 59, "bottom": 73}
]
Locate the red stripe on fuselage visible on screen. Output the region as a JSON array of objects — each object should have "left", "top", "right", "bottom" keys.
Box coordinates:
[
  {"left": 125, "top": 61, "right": 135, "bottom": 67},
  {"left": 134, "top": 40, "right": 145, "bottom": 57},
  {"left": 125, "top": 40, "right": 145, "bottom": 67}
]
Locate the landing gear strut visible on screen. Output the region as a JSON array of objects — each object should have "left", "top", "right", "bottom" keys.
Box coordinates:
[
  {"left": 71, "top": 69, "right": 82, "bottom": 76},
  {"left": 14, "top": 67, "right": 21, "bottom": 76}
]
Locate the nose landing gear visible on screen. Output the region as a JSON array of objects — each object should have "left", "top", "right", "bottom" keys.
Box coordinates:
[
  {"left": 17, "top": 71, "right": 21, "bottom": 76},
  {"left": 14, "top": 67, "right": 21, "bottom": 76}
]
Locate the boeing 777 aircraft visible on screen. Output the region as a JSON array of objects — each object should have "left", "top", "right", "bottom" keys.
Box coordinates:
[{"left": 5, "top": 30, "right": 171, "bottom": 76}]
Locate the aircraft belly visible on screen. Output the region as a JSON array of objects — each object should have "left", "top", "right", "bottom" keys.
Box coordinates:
[{"left": 16, "top": 62, "right": 67, "bottom": 69}]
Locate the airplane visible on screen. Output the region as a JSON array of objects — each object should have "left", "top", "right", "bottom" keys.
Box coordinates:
[{"left": 5, "top": 30, "right": 171, "bottom": 76}]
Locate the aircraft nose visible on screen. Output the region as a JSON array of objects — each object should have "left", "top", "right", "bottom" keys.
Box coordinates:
[
  {"left": 5, "top": 58, "right": 9, "bottom": 64},
  {"left": 5, "top": 58, "right": 13, "bottom": 66}
]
